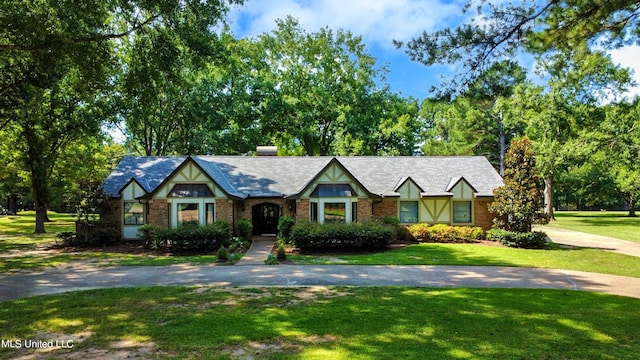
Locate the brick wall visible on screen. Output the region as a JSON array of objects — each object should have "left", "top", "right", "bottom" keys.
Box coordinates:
[
  {"left": 357, "top": 198, "right": 372, "bottom": 222},
  {"left": 147, "top": 199, "right": 168, "bottom": 228},
  {"left": 474, "top": 197, "right": 495, "bottom": 231},
  {"left": 216, "top": 200, "right": 234, "bottom": 225},
  {"left": 296, "top": 199, "right": 310, "bottom": 222},
  {"left": 372, "top": 198, "right": 397, "bottom": 220}
]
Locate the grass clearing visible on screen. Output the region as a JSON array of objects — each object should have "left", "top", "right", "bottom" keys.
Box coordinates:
[
  {"left": 1, "top": 286, "right": 639, "bottom": 359},
  {"left": 0, "top": 211, "right": 76, "bottom": 235},
  {"left": 287, "top": 242, "right": 640, "bottom": 278},
  {"left": 543, "top": 211, "right": 640, "bottom": 243}
]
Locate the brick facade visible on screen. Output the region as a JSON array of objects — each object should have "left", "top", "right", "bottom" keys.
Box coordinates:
[
  {"left": 296, "top": 199, "right": 310, "bottom": 222},
  {"left": 357, "top": 198, "right": 372, "bottom": 222},
  {"left": 147, "top": 199, "right": 168, "bottom": 228},
  {"left": 473, "top": 197, "right": 495, "bottom": 231},
  {"left": 372, "top": 198, "right": 398, "bottom": 220},
  {"left": 216, "top": 200, "right": 234, "bottom": 225}
]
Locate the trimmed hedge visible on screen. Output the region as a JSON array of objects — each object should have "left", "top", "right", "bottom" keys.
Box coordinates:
[
  {"left": 290, "top": 221, "right": 393, "bottom": 250},
  {"left": 139, "top": 222, "right": 231, "bottom": 252},
  {"left": 408, "top": 223, "right": 483, "bottom": 243},
  {"left": 486, "top": 229, "right": 547, "bottom": 249}
]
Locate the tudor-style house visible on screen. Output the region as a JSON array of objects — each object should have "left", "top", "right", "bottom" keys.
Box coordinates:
[{"left": 101, "top": 155, "right": 503, "bottom": 239}]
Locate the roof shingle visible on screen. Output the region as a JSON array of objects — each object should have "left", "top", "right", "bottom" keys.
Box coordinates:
[{"left": 102, "top": 156, "right": 503, "bottom": 199}]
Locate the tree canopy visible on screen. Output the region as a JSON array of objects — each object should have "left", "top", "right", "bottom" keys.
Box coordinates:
[{"left": 396, "top": 0, "right": 640, "bottom": 95}]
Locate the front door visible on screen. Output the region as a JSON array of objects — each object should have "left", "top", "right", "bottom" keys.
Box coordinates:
[{"left": 252, "top": 203, "right": 280, "bottom": 235}]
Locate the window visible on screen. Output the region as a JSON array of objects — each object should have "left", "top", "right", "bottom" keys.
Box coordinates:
[
  {"left": 168, "top": 184, "right": 214, "bottom": 197},
  {"left": 310, "top": 202, "right": 318, "bottom": 222},
  {"left": 351, "top": 202, "right": 358, "bottom": 223},
  {"left": 311, "top": 184, "right": 356, "bottom": 197},
  {"left": 124, "top": 202, "right": 144, "bottom": 225},
  {"left": 399, "top": 201, "right": 418, "bottom": 223},
  {"left": 177, "top": 203, "right": 199, "bottom": 226},
  {"left": 206, "top": 203, "right": 215, "bottom": 225},
  {"left": 453, "top": 201, "right": 472, "bottom": 223},
  {"left": 324, "top": 202, "right": 346, "bottom": 223}
]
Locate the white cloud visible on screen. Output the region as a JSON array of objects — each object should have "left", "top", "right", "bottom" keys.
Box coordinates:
[
  {"left": 227, "top": 0, "right": 463, "bottom": 50},
  {"left": 609, "top": 45, "right": 640, "bottom": 99}
]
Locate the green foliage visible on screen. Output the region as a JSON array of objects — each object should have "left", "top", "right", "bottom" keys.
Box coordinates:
[
  {"left": 290, "top": 221, "right": 393, "bottom": 251},
  {"left": 277, "top": 215, "right": 295, "bottom": 240},
  {"left": 408, "top": 223, "right": 483, "bottom": 243},
  {"left": 381, "top": 216, "right": 400, "bottom": 226},
  {"left": 153, "top": 223, "right": 230, "bottom": 253},
  {"left": 227, "top": 236, "right": 250, "bottom": 253},
  {"left": 137, "top": 224, "right": 162, "bottom": 249},
  {"left": 264, "top": 254, "right": 279, "bottom": 265},
  {"left": 381, "top": 216, "right": 416, "bottom": 243},
  {"left": 397, "top": 0, "right": 640, "bottom": 95},
  {"left": 486, "top": 229, "right": 547, "bottom": 249},
  {"left": 490, "top": 137, "right": 543, "bottom": 232},
  {"left": 236, "top": 218, "right": 253, "bottom": 240},
  {"left": 216, "top": 246, "right": 228, "bottom": 261},
  {"left": 276, "top": 243, "right": 287, "bottom": 260}
]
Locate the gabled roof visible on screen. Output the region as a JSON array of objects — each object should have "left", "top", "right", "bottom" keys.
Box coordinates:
[
  {"left": 102, "top": 155, "right": 503, "bottom": 199},
  {"left": 393, "top": 176, "right": 425, "bottom": 193},
  {"left": 287, "top": 157, "right": 379, "bottom": 199},
  {"left": 103, "top": 156, "right": 187, "bottom": 198},
  {"left": 445, "top": 176, "right": 478, "bottom": 193}
]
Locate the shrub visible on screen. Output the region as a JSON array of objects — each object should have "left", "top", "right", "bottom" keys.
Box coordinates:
[
  {"left": 276, "top": 243, "right": 286, "bottom": 260},
  {"left": 56, "top": 232, "right": 78, "bottom": 247},
  {"left": 155, "top": 222, "right": 231, "bottom": 252},
  {"left": 382, "top": 216, "right": 400, "bottom": 226},
  {"left": 90, "top": 229, "right": 118, "bottom": 246},
  {"left": 486, "top": 229, "right": 547, "bottom": 249},
  {"left": 137, "top": 224, "right": 161, "bottom": 248},
  {"left": 236, "top": 218, "right": 253, "bottom": 240},
  {"left": 264, "top": 254, "right": 279, "bottom": 265},
  {"left": 217, "top": 246, "right": 229, "bottom": 261},
  {"left": 408, "top": 223, "right": 483, "bottom": 243},
  {"left": 381, "top": 216, "right": 416, "bottom": 243},
  {"left": 290, "top": 221, "right": 393, "bottom": 251},
  {"left": 228, "top": 237, "right": 249, "bottom": 253},
  {"left": 277, "top": 215, "right": 295, "bottom": 240}
]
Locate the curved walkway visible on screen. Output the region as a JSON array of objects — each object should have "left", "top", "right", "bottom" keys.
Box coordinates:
[
  {"left": 3, "top": 228, "right": 640, "bottom": 302},
  {"left": 535, "top": 225, "right": 640, "bottom": 257}
]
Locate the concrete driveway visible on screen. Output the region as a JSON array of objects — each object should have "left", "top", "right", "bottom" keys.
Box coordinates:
[
  {"left": 2, "top": 263, "right": 640, "bottom": 301},
  {"left": 535, "top": 226, "right": 640, "bottom": 257},
  {"left": 3, "top": 228, "right": 640, "bottom": 302}
]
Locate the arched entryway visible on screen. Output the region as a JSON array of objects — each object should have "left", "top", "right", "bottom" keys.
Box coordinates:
[{"left": 252, "top": 203, "right": 280, "bottom": 235}]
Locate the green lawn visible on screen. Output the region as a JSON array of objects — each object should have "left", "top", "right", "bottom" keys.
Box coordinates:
[
  {"left": 543, "top": 211, "right": 640, "bottom": 243},
  {"left": 0, "top": 211, "right": 77, "bottom": 235},
  {"left": 0, "top": 212, "right": 237, "bottom": 271},
  {"left": 287, "top": 243, "right": 640, "bottom": 277},
  {"left": 1, "top": 286, "right": 638, "bottom": 359}
]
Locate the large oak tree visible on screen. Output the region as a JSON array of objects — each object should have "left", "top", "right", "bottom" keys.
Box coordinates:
[{"left": 0, "top": 0, "right": 243, "bottom": 233}]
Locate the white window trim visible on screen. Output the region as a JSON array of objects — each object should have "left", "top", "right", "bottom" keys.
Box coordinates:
[
  {"left": 398, "top": 200, "right": 419, "bottom": 224},
  {"left": 452, "top": 200, "right": 473, "bottom": 225},
  {"left": 310, "top": 197, "right": 358, "bottom": 224},
  {"left": 168, "top": 198, "right": 216, "bottom": 228}
]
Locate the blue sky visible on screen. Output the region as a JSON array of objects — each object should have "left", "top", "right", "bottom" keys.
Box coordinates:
[
  {"left": 225, "top": 0, "right": 466, "bottom": 100},
  {"left": 226, "top": 0, "right": 640, "bottom": 101}
]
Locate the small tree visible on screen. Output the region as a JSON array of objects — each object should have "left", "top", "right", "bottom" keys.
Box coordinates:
[{"left": 489, "top": 137, "right": 543, "bottom": 232}]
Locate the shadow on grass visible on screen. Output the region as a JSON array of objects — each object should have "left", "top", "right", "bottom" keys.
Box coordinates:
[{"left": 1, "top": 287, "right": 638, "bottom": 359}]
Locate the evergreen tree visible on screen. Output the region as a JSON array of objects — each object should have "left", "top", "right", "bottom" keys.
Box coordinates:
[{"left": 489, "top": 137, "right": 543, "bottom": 232}]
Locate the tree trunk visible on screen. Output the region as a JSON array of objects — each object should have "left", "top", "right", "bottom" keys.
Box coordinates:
[
  {"left": 498, "top": 112, "right": 505, "bottom": 177},
  {"left": 626, "top": 198, "right": 637, "bottom": 217},
  {"left": 543, "top": 175, "right": 555, "bottom": 221},
  {"left": 31, "top": 176, "right": 47, "bottom": 233}
]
